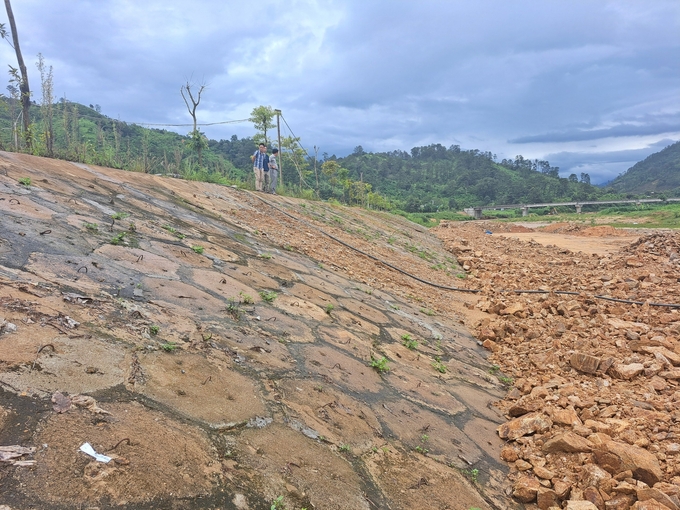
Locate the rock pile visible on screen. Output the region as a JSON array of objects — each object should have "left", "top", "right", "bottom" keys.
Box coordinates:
[{"left": 435, "top": 221, "right": 680, "bottom": 509}]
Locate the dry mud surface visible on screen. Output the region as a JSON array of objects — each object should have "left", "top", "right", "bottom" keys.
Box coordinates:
[{"left": 1, "top": 152, "right": 679, "bottom": 510}]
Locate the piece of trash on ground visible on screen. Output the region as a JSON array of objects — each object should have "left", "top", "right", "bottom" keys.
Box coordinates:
[{"left": 79, "top": 442, "right": 111, "bottom": 463}]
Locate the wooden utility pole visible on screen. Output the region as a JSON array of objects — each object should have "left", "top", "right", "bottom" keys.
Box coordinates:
[{"left": 275, "top": 109, "right": 282, "bottom": 185}]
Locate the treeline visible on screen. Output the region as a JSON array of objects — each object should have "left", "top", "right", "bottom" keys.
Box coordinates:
[
  {"left": 0, "top": 98, "right": 247, "bottom": 182},
  {"left": 0, "top": 97, "right": 640, "bottom": 213},
  {"left": 328, "top": 144, "right": 611, "bottom": 212}
]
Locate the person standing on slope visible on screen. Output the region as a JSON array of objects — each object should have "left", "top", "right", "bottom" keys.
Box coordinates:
[
  {"left": 268, "top": 148, "right": 279, "bottom": 194},
  {"left": 251, "top": 143, "right": 268, "bottom": 192}
]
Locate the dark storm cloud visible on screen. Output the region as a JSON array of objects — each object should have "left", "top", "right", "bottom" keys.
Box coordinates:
[
  {"left": 546, "top": 138, "right": 678, "bottom": 184},
  {"left": 510, "top": 117, "right": 680, "bottom": 144},
  {"left": 1, "top": 0, "right": 678, "bottom": 182}
]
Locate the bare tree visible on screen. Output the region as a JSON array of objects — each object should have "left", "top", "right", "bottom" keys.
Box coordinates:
[
  {"left": 2, "top": 0, "right": 31, "bottom": 150},
  {"left": 180, "top": 79, "right": 207, "bottom": 167}
]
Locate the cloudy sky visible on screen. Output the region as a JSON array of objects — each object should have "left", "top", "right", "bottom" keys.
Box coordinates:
[{"left": 1, "top": 1, "right": 679, "bottom": 183}]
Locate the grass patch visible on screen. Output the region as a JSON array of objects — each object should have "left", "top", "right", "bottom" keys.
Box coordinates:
[
  {"left": 259, "top": 291, "right": 277, "bottom": 303},
  {"left": 401, "top": 334, "right": 418, "bottom": 350},
  {"left": 432, "top": 356, "right": 447, "bottom": 373},
  {"left": 110, "top": 232, "right": 127, "bottom": 245},
  {"left": 162, "top": 224, "right": 186, "bottom": 239},
  {"left": 369, "top": 356, "right": 390, "bottom": 373}
]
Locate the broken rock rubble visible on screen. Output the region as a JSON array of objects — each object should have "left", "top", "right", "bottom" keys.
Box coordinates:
[{"left": 435, "top": 223, "right": 680, "bottom": 508}]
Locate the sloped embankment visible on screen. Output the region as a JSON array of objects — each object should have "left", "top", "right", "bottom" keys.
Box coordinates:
[{"left": 0, "top": 152, "right": 512, "bottom": 509}]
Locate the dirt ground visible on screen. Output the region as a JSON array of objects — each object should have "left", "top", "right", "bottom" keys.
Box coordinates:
[{"left": 1, "top": 152, "right": 678, "bottom": 510}]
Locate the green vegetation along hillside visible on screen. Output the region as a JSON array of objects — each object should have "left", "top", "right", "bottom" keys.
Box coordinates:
[
  {"left": 0, "top": 97, "right": 635, "bottom": 214},
  {"left": 608, "top": 140, "right": 680, "bottom": 195},
  {"left": 330, "top": 144, "right": 611, "bottom": 212}
]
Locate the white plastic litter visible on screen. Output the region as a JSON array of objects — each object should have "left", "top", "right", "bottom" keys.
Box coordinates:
[{"left": 79, "top": 442, "right": 111, "bottom": 463}]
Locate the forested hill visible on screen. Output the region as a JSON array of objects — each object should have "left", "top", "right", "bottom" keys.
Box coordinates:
[
  {"left": 607, "top": 141, "right": 680, "bottom": 195},
  {"left": 330, "top": 144, "right": 603, "bottom": 212},
  {"left": 0, "top": 99, "right": 614, "bottom": 212}
]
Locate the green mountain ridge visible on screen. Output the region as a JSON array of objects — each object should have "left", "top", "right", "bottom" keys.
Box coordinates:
[
  {"left": 608, "top": 140, "right": 680, "bottom": 195},
  {"left": 1, "top": 98, "right": 677, "bottom": 212}
]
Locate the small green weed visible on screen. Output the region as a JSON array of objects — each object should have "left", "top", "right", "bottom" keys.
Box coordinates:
[
  {"left": 414, "top": 445, "right": 429, "bottom": 454},
  {"left": 259, "top": 291, "right": 277, "bottom": 303},
  {"left": 401, "top": 334, "right": 418, "bottom": 350},
  {"left": 110, "top": 232, "right": 127, "bottom": 245},
  {"left": 83, "top": 222, "right": 98, "bottom": 231},
  {"left": 191, "top": 245, "right": 204, "bottom": 254},
  {"left": 18, "top": 177, "right": 31, "bottom": 186},
  {"left": 456, "top": 273, "right": 467, "bottom": 279},
  {"left": 420, "top": 307, "right": 435, "bottom": 316},
  {"left": 162, "top": 224, "right": 185, "bottom": 239},
  {"left": 111, "top": 212, "right": 129, "bottom": 220},
  {"left": 489, "top": 365, "right": 500, "bottom": 374},
  {"left": 498, "top": 375, "right": 514, "bottom": 386},
  {"left": 432, "top": 356, "right": 447, "bottom": 374},
  {"left": 259, "top": 253, "right": 272, "bottom": 260},
  {"left": 226, "top": 297, "right": 241, "bottom": 319},
  {"left": 420, "top": 434, "right": 429, "bottom": 442},
  {"left": 283, "top": 244, "right": 293, "bottom": 251},
  {"left": 149, "top": 325, "right": 159, "bottom": 335},
  {"left": 270, "top": 495, "right": 286, "bottom": 510},
  {"left": 369, "top": 356, "right": 390, "bottom": 373},
  {"left": 387, "top": 236, "right": 395, "bottom": 244},
  {"left": 161, "top": 342, "right": 177, "bottom": 352},
  {"left": 239, "top": 291, "right": 254, "bottom": 304},
  {"left": 462, "top": 468, "right": 479, "bottom": 483},
  {"left": 339, "top": 444, "right": 351, "bottom": 452},
  {"left": 324, "top": 303, "right": 334, "bottom": 314}
]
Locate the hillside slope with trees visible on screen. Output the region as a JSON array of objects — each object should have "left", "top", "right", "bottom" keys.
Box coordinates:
[
  {"left": 0, "top": 96, "right": 647, "bottom": 213},
  {"left": 608, "top": 140, "right": 680, "bottom": 195},
  {"left": 330, "top": 144, "right": 606, "bottom": 212}
]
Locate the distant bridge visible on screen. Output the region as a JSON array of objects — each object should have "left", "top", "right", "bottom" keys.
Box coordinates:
[{"left": 463, "top": 198, "right": 680, "bottom": 219}]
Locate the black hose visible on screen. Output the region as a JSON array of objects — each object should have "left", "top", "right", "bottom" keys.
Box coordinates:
[{"left": 247, "top": 192, "right": 680, "bottom": 308}]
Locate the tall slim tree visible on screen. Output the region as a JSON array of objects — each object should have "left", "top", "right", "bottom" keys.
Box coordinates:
[
  {"left": 36, "top": 53, "right": 54, "bottom": 155},
  {"left": 249, "top": 105, "right": 275, "bottom": 146},
  {"left": 180, "top": 80, "right": 207, "bottom": 167},
  {"left": 2, "top": 0, "right": 31, "bottom": 150}
]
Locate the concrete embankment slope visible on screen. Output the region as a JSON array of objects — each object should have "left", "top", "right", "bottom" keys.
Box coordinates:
[{"left": 0, "top": 152, "right": 512, "bottom": 510}]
